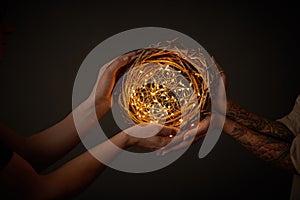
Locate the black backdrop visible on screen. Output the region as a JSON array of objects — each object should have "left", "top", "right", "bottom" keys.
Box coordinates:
[{"left": 0, "top": 1, "right": 299, "bottom": 199}]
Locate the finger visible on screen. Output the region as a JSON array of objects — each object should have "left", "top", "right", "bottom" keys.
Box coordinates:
[
  {"left": 156, "top": 134, "right": 183, "bottom": 156},
  {"left": 182, "top": 128, "right": 198, "bottom": 141},
  {"left": 156, "top": 136, "right": 173, "bottom": 149},
  {"left": 157, "top": 126, "right": 179, "bottom": 137},
  {"left": 184, "top": 115, "right": 210, "bottom": 138},
  {"left": 157, "top": 124, "right": 200, "bottom": 153},
  {"left": 123, "top": 51, "right": 137, "bottom": 57},
  {"left": 107, "top": 52, "right": 136, "bottom": 73},
  {"left": 141, "top": 134, "right": 173, "bottom": 151},
  {"left": 158, "top": 128, "right": 207, "bottom": 155},
  {"left": 157, "top": 117, "right": 211, "bottom": 154},
  {"left": 164, "top": 133, "right": 183, "bottom": 146},
  {"left": 157, "top": 118, "right": 212, "bottom": 156}
]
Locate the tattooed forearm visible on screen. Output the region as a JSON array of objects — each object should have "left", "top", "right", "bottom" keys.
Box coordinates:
[
  {"left": 224, "top": 118, "right": 295, "bottom": 171},
  {"left": 226, "top": 100, "right": 294, "bottom": 143}
]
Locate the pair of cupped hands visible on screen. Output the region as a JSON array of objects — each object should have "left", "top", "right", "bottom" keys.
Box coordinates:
[{"left": 87, "top": 51, "right": 226, "bottom": 155}]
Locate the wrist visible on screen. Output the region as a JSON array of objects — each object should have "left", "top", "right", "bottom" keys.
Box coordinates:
[
  {"left": 84, "top": 97, "right": 111, "bottom": 120},
  {"left": 226, "top": 99, "right": 233, "bottom": 115},
  {"left": 118, "top": 131, "right": 136, "bottom": 149},
  {"left": 95, "top": 98, "right": 111, "bottom": 119},
  {"left": 222, "top": 117, "right": 235, "bottom": 136}
]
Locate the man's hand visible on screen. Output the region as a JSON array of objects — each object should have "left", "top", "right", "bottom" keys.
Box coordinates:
[
  {"left": 156, "top": 115, "right": 210, "bottom": 155},
  {"left": 212, "top": 56, "right": 227, "bottom": 91}
]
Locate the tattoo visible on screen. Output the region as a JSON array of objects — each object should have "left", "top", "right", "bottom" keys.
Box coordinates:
[
  {"left": 227, "top": 100, "right": 294, "bottom": 143},
  {"left": 229, "top": 121, "right": 295, "bottom": 171}
]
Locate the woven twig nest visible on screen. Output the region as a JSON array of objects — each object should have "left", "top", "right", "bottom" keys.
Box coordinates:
[{"left": 117, "top": 46, "right": 212, "bottom": 128}]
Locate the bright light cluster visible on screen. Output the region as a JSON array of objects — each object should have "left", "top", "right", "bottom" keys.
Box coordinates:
[{"left": 118, "top": 47, "right": 210, "bottom": 128}]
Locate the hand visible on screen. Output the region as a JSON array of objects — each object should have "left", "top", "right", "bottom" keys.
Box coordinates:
[
  {"left": 156, "top": 115, "right": 210, "bottom": 155},
  {"left": 87, "top": 52, "right": 136, "bottom": 114},
  {"left": 124, "top": 124, "right": 178, "bottom": 151},
  {"left": 210, "top": 56, "right": 227, "bottom": 115}
]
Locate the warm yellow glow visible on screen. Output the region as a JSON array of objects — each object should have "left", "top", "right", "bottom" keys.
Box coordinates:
[{"left": 118, "top": 48, "right": 210, "bottom": 128}]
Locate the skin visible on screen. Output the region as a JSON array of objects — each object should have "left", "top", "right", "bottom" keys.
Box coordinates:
[
  {"left": 223, "top": 118, "right": 294, "bottom": 171},
  {"left": 226, "top": 100, "right": 295, "bottom": 143},
  {"left": 0, "top": 52, "right": 175, "bottom": 199},
  {"left": 158, "top": 57, "right": 296, "bottom": 172}
]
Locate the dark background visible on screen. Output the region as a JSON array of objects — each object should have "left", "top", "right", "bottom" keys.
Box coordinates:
[{"left": 1, "top": 0, "right": 299, "bottom": 199}]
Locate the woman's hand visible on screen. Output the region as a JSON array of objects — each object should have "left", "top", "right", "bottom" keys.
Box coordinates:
[
  {"left": 121, "top": 124, "right": 178, "bottom": 151},
  {"left": 86, "top": 52, "right": 136, "bottom": 118}
]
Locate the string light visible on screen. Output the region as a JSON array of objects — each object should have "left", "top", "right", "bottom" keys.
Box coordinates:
[{"left": 117, "top": 46, "right": 211, "bottom": 128}]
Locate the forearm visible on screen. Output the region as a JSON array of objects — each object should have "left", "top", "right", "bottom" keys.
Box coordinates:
[
  {"left": 37, "top": 131, "right": 130, "bottom": 199},
  {"left": 1, "top": 132, "right": 132, "bottom": 200},
  {"left": 226, "top": 99, "right": 294, "bottom": 142},
  {"left": 223, "top": 118, "right": 295, "bottom": 171},
  {"left": 23, "top": 99, "right": 110, "bottom": 171}
]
